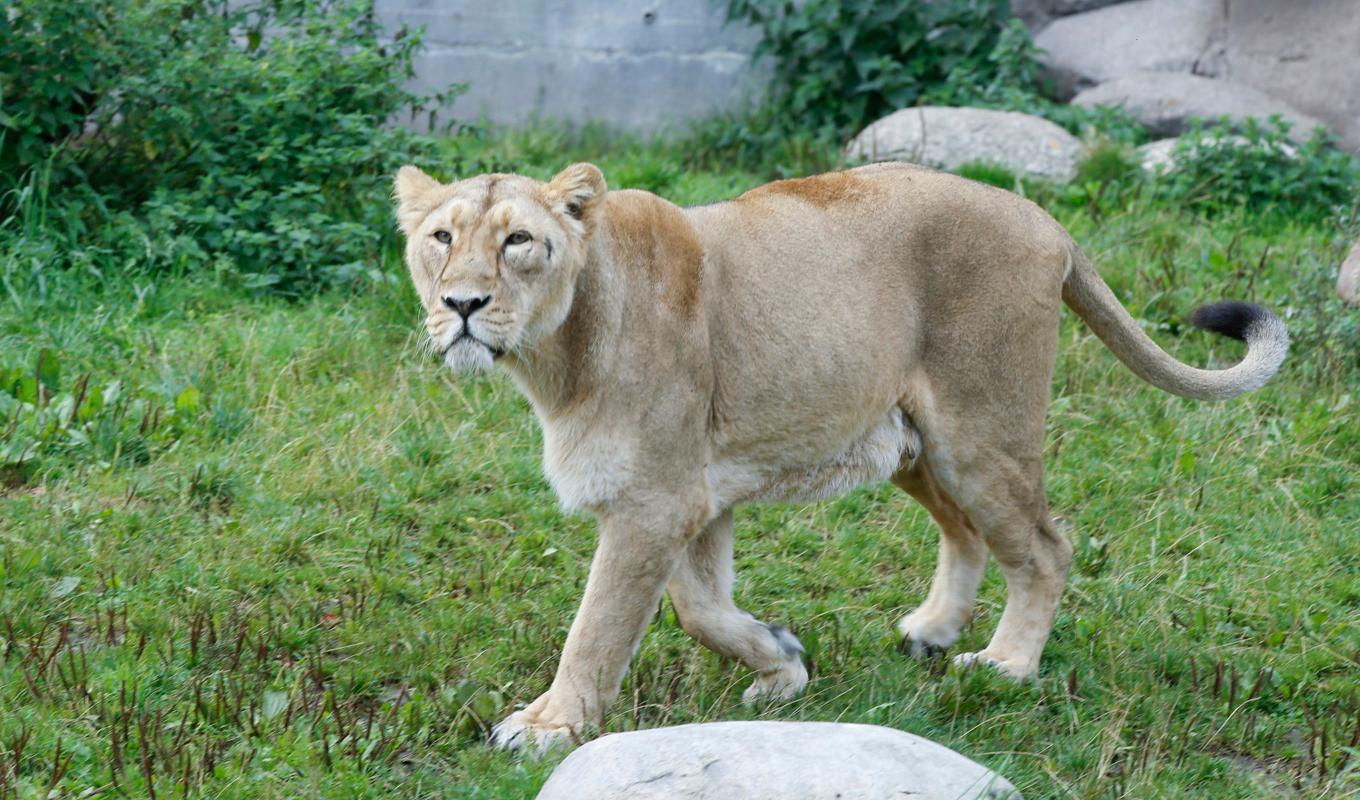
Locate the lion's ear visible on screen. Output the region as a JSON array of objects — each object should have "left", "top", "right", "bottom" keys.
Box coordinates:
[
  {"left": 393, "top": 165, "right": 445, "bottom": 235},
  {"left": 543, "top": 163, "right": 607, "bottom": 229}
]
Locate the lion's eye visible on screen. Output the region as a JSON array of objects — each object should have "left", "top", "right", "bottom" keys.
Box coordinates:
[
  {"left": 433, "top": 230, "right": 452, "bottom": 245},
  {"left": 505, "top": 231, "right": 531, "bottom": 247}
]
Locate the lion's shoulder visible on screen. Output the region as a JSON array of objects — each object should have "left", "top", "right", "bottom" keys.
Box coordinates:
[{"left": 602, "top": 190, "right": 705, "bottom": 319}]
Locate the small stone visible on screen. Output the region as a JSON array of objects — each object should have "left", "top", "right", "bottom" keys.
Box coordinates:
[
  {"left": 1135, "top": 138, "right": 1179, "bottom": 173},
  {"left": 845, "top": 106, "right": 1083, "bottom": 183},
  {"left": 1075, "top": 72, "right": 1326, "bottom": 141},
  {"left": 535, "top": 720, "right": 1021, "bottom": 800},
  {"left": 1338, "top": 238, "right": 1360, "bottom": 306}
]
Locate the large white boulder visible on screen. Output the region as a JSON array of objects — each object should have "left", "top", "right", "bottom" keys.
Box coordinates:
[
  {"left": 1074, "top": 72, "right": 1326, "bottom": 140},
  {"left": 535, "top": 721, "right": 1021, "bottom": 800},
  {"left": 1034, "top": 0, "right": 1225, "bottom": 98},
  {"left": 845, "top": 106, "right": 1083, "bottom": 182},
  {"left": 1202, "top": 0, "right": 1360, "bottom": 152},
  {"left": 1026, "top": 0, "right": 1360, "bottom": 151}
]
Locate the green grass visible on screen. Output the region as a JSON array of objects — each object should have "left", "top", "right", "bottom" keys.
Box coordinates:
[{"left": 1, "top": 136, "right": 1359, "bottom": 799}]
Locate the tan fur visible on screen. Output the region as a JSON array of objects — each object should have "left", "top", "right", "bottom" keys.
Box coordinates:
[
  {"left": 393, "top": 161, "right": 1288, "bottom": 754},
  {"left": 604, "top": 193, "right": 705, "bottom": 318},
  {"left": 749, "top": 170, "right": 882, "bottom": 208}
]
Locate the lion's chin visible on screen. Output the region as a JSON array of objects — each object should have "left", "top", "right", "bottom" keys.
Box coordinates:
[{"left": 444, "top": 338, "right": 497, "bottom": 375}]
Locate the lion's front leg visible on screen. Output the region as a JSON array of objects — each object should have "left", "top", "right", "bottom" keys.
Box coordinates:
[
  {"left": 491, "top": 502, "right": 705, "bottom": 753},
  {"left": 668, "top": 510, "right": 808, "bottom": 703}
]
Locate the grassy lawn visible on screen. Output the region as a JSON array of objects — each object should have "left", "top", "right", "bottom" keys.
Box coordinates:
[{"left": 2, "top": 138, "right": 1358, "bottom": 799}]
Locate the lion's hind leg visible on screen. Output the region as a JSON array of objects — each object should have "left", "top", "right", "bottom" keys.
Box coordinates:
[
  {"left": 900, "top": 366, "right": 1073, "bottom": 679},
  {"left": 891, "top": 463, "right": 989, "bottom": 658},
  {"left": 667, "top": 510, "right": 808, "bottom": 703},
  {"left": 922, "top": 441, "right": 1073, "bottom": 680}
]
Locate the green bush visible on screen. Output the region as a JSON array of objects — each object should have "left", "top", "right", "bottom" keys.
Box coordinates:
[
  {"left": 672, "top": 104, "right": 846, "bottom": 178},
  {"left": 708, "top": 0, "right": 1149, "bottom": 177},
  {"left": 0, "top": 2, "right": 118, "bottom": 187},
  {"left": 960, "top": 87, "right": 1149, "bottom": 144},
  {"left": 0, "top": 350, "right": 202, "bottom": 482},
  {"left": 0, "top": 0, "right": 455, "bottom": 294},
  {"left": 1155, "top": 117, "right": 1360, "bottom": 222},
  {"left": 955, "top": 161, "right": 1020, "bottom": 190},
  {"left": 725, "top": 0, "right": 1039, "bottom": 138}
]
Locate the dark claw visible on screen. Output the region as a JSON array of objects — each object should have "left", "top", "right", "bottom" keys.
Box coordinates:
[
  {"left": 492, "top": 726, "right": 525, "bottom": 750},
  {"left": 763, "top": 622, "right": 805, "bottom": 660},
  {"left": 898, "top": 635, "right": 947, "bottom": 660}
]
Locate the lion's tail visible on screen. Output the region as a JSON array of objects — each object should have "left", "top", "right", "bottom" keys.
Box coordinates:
[{"left": 1061, "top": 244, "right": 1288, "bottom": 401}]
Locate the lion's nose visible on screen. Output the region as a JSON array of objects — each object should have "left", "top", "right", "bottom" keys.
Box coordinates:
[{"left": 443, "top": 293, "right": 490, "bottom": 319}]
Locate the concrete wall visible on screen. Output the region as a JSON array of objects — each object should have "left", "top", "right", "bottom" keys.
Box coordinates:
[{"left": 377, "top": 0, "right": 764, "bottom": 133}]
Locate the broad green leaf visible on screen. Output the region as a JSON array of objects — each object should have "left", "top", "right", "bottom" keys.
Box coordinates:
[
  {"left": 36, "top": 349, "right": 60, "bottom": 392},
  {"left": 262, "top": 690, "right": 290, "bottom": 720},
  {"left": 51, "top": 576, "right": 81, "bottom": 598},
  {"left": 175, "top": 385, "right": 201, "bottom": 415}
]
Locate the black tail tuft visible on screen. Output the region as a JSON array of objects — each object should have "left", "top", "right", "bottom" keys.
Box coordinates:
[{"left": 1189, "top": 300, "right": 1267, "bottom": 342}]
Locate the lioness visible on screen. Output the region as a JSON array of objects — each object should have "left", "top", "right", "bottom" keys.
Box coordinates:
[{"left": 393, "top": 162, "right": 1288, "bottom": 752}]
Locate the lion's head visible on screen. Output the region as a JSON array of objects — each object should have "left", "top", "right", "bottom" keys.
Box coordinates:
[{"left": 393, "top": 163, "right": 607, "bottom": 374}]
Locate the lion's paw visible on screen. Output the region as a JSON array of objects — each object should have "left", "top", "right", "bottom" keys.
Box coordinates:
[
  {"left": 489, "top": 708, "right": 580, "bottom": 755},
  {"left": 952, "top": 650, "right": 1036, "bottom": 681},
  {"left": 741, "top": 658, "right": 809, "bottom": 704},
  {"left": 896, "top": 611, "right": 961, "bottom": 659}
]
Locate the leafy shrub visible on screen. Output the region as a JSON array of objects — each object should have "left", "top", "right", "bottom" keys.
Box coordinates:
[
  {"left": 955, "top": 161, "right": 1019, "bottom": 191},
  {"left": 672, "top": 106, "right": 842, "bottom": 178},
  {"left": 0, "top": 2, "right": 119, "bottom": 188},
  {"left": 1048, "top": 141, "right": 1146, "bottom": 219},
  {"left": 1074, "top": 142, "right": 1142, "bottom": 188},
  {"left": 0, "top": 350, "right": 203, "bottom": 481},
  {"left": 954, "top": 86, "right": 1149, "bottom": 145},
  {"left": 707, "top": 0, "right": 1146, "bottom": 178},
  {"left": 1155, "top": 117, "right": 1360, "bottom": 222},
  {"left": 1, "top": 0, "right": 455, "bottom": 294},
  {"left": 725, "top": 0, "right": 1039, "bottom": 138}
]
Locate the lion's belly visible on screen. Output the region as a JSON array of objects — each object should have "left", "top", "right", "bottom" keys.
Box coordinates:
[{"left": 705, "top": 408, "right": 921, "bottom": 508}]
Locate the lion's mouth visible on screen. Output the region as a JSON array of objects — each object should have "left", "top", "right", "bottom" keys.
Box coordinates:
[{"left": 446, "top": 332, "right": 505, "bottom": 359}]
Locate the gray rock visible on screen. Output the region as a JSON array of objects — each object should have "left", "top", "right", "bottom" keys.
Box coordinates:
[
  {"left": 1201, "top": 0, "right": 1360, "bottom": 152},
  {"left": 1074, "top": 72, "right": 1326, "bottom": 140},
  {"left": 1134, "top": 138, "right": 1179, "bottom": 173},
  {"left": 1011, "top": 0, "right": 1127, "bottom": 31},
  {"left": 1339, "top": 238, "right": 1360, "bottom": 307},
  {"left": 535, "top": 721, "right": 1020, "bottom": 800},
  {"left": 1044, "top": 0, "right": 1128, "bottom": 13},
  {"left": 845, "top": 106, "right": 1084, "bottom": 182},
  {"left": 1034, "top": 0, "right": 1225, "bottom": 98},
  {"left": 1135, "top": 135, "right": 1298, "bottom": 174}
]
